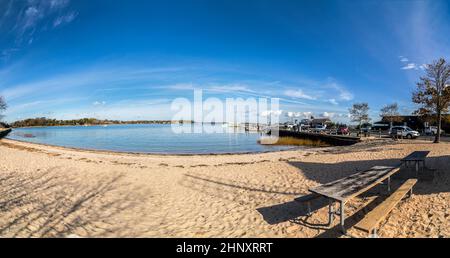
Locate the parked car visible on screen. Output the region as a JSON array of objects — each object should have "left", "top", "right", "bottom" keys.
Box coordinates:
[
  {"left": 285, "top": 122, "right": 295, "bottom": 130},
  {"left": 338, "top": 125, "right": 349, "bottom": 135},
  {"left": 311, "top": 125, "right": 327, "bottom": 133},
  {"left": 389, "top": 126, "right": 420, "bottom": 139},
  {"left": 299, "top": 124, "right": 310, "bottom": 131},
  {"left": 360, "top": 126, "right": 372, "bottom": 133},
  {"left": 424, "top": 126, "right": 445, "bottom": 136}
]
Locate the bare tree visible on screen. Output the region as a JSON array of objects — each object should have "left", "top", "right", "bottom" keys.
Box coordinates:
[
  {"left": 412, "top": 58, "right": 450, "bottom": 143},
  {"left": 0, "top": 96, "right": 7, "bottom": 121},
  {"left": 349, "top": 103, "right": 371, "bottom": 130},
  {"left": 380, "top": 103, "right": 401, "bottom": 127}
]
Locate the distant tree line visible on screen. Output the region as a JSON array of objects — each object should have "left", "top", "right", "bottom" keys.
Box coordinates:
[{"left": 10, "top": 117, "right": 194, "bottom": 128}]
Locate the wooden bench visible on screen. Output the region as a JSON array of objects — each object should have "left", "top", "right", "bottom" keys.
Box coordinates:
[
  {"left": 354, "top": 179, "right": 417, "bottom": 237},
  {"left": 401, "top": 151, "right": 430, "bottom": 178},
  {"left": 308, "top": 166, "right": 400, "bottom": 233}
]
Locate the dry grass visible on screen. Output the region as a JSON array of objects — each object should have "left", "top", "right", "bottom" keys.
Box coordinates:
[{"left": 258, "top": 136, "right": 330, "bottom": 147}]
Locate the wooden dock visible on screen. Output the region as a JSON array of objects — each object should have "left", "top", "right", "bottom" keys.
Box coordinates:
[
  {"left": 0, "top": 128, "right": 11, "bottom": 139},
  {"left": 273, "top": 130, "right": 361, "bottom": 146}
]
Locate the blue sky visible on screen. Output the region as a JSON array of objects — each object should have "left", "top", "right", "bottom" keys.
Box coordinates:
[{"left": 0, "top": 0, "right": 449, "bottom": 123}]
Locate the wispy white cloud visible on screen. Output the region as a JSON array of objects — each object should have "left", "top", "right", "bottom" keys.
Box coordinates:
[
  {"left": 419, "top": 64, "right": 428, "bottom": 70},
  {"left": 50, "top": 99, "right": 175, "bottom": 121},
  {"left": 401, "top": 63, "right": 418, "bottom": 70},
  {"left": 1, "top": 60, "right": 357, "bottom": 122},
  {"left": 328, "top": 99, "right": 339, "bottom": 105},
  {"left": 165, "top": 76, "right": 354, "bottom": 107},
  {"left": 261, "top": 110, "right": 283, "bottom": 117},
  {"left": 338, "top": 91, "right": 353, "bottom": 101},
  {"left": 1, "top": 0, "right": 77, "bottom": 61},
  {"left": 300, "top": 112, "right": 313, "bottom": 118},
  {"left": 398, "top": 56, "right": 430, "bottom": 71},
  {"left": 167, "top": 82, "right": 264, "bottom": 97},
  {"left": 320, "top": 112, "right": 335, "bottom": 118},
  {"left": 0, "top": 0, "right": 14, "bottom": 21},
  {"left": 0, "top": 48, "right": 20, "bottom": 62},
  {"left": 281, "top": 109, "right": 352, "bottom": 123},
  {"left": 167, "top": 83, "right": 195, "bottom": 91},
  {"left": 53, "top": 11, "right": 77, "bottom": 27},
  {"left": 394, "top": 1, "right": 449, "bottom": 74},
  {"left": 22, "top": 6, "right": 41, "bottom": 30},
  {"left": 0, "top": 65, "right": 191, "bottom": 102},
  {"left": 326, "top": 82, "right": 354, "bottom": 101},
  {"left": 285, "top": 111, "right": 314, "bottom": 118},
  {"left": 399, "top": 56, "right": 409, "bottom": 62},
  {"left": 207, "top": 84, "right": 256, "bottom": 94},
  {"left": 0, "top": 70, "right": 105, "bottom": 101},
  {"left": 93, "top": 101, "right": 106, "bottom": 106},
  {"left": 49, "top": 0, "right": 70, "bottom": 10},
  {"left": 284, "top": 89, "right": 316, "bottom": 100},
  {"left": 4, "top": 97, "right": 85, "bottom": 116}
]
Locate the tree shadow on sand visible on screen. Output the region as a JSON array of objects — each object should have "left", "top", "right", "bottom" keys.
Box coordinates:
[
  {"left": 179, "top": 172, "right": 306, "bottom": 207},
  {"left": 0, "top": 167, "right": 151, "bottom": 237}
]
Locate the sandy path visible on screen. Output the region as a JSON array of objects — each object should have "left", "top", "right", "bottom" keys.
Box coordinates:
[{"left": 0, "top": 138, "right": 448, "bottom": 238}]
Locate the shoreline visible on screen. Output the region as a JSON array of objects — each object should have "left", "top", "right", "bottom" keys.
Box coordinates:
[
  {"left": 1, "top": 138, "right": 309, "bottom": 157},
  {"left": 1, "top": 136, "right": 428, "bottom": 158}
]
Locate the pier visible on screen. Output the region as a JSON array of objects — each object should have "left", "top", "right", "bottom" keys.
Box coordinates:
[
  {"left": 272, "top": 129, "right": 361, "bottom": 146},
  {"left": 0, "top": 128, "right": 11, "bottom": 139}
]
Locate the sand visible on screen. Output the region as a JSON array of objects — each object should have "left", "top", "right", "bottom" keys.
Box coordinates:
[{"left": 0, "top": 138, "right": 448, "bottom": 238}]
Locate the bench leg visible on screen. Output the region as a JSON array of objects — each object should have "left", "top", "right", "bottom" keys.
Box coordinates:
[
  {"left": 328, "top": 200, "right": 334, "bottom": 226},
  {"left": 387, "top": 176, "right": 391, "bottom": 193},
  {"left": 307, "top": 201, "right": 312, "bottom": 216},
  {"left": 415, "top": 162, "right": 419, "bottom": 178},
  {"left": 408, "top": 187, "right": 413, "bottom": 198},
  {"left": 371, "top": 228, "right": 378, "bottom": 238},
  {"left": 340, "top": 201, "right": 346, "bottom": 234}
]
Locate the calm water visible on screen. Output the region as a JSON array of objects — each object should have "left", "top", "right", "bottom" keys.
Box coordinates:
[{"left": 7, "top": 124, "right": 294, "bottom": 154}]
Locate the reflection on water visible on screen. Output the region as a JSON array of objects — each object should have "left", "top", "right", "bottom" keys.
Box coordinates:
[
  {"left": 14, "top": 131, "right": 48, "bottom": 138},
  {"left": 7, "top": 124, "right": 295, "bottom": 154}
]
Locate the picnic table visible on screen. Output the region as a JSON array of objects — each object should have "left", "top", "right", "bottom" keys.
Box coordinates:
[
  {"left": 401, "top": 151, "right": 430, "bottom": 178},
  {"left": 309, "top": 166, "right": 400, "bottom": 233}
]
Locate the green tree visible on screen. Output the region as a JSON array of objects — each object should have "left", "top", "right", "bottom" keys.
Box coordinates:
[{"left": 412, "top": 58, "right": 450, "bottom": 143}]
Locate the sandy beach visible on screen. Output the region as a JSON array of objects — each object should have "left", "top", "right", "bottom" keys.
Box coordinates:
[{"left": 0, "top": 138, "right": 448, "bottom": 238}]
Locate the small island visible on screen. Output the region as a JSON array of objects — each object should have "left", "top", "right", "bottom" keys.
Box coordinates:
[{"left": 9, "top": 117, "right": 195, "bottom": 128}]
